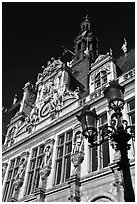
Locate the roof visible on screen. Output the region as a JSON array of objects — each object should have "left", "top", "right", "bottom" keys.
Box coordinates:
[{"left": 116, "top": 49, "right": 135, "bottom": 74}]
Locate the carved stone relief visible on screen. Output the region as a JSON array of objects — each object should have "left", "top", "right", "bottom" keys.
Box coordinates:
[
  {"left": 39, "top": 139, "right": 55, "bottom": 189},
  {"left": 25, "top": 105, "right": 39, "bottom": 134},
  {"left": 12, "top": 151, "right": 30, "bottom": 200},
  {"left": 3, "top": 126, "right": 16, "bottom": 150},
  {"left": 71, "top": 125, "right": 84, "bottom": 176}
]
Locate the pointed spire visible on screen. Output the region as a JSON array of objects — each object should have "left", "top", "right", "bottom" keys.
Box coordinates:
[
  {"left": 80, "top": 14, "right": 92, "bottom": 32},
  {"left": 83, "top": 14, "right": 91, "bottom": 22}
]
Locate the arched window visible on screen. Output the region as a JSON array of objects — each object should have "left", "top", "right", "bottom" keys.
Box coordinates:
[
  {"left": 82, "top": 25, "right": 85, "bottom": 30},
  {"left": 86, "top": 24, "right": 89, "bottom": 30},
  {"left": 95, "top": 73, "right": 101, "bottom": 88}
]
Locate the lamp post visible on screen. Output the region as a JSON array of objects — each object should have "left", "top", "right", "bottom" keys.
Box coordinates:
[{"left": 76, "top": 80, "right": 135, "bottom": 202}]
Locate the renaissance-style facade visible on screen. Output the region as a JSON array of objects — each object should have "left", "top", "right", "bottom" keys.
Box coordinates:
[{"left": 2, "top": 16, "right": 135, "bottom": 202}]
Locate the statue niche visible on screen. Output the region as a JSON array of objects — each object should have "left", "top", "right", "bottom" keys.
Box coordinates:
[
  {"left": 39, "top": 143, "right": 54, "bottom": 189},
  {"left": 71, "top": 130, "right": 84, "bottom": 176},
  {"left": 12, "top": 151, "right": 29, "bottom": 201}
]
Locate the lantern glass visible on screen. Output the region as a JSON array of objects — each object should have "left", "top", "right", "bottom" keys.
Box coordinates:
[
  {"left": 107, "top": 86, "right": 124, "bottom": 102},
  {"left": 76, "top": 108, "right": 98, "bottom": 133},
  {"left": 104, "top": 81, "right": 125, "bottom": 110},
  {"left": 85, "top": 111, "right": 97, "bottom": 130},
  {"left": 80, "top": 115, "right": 87, "bottom": 131}
]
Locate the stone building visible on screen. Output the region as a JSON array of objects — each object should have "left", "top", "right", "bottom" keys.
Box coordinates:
[{"left": 2, "top": 16, "right": 135, "bottom": 202}]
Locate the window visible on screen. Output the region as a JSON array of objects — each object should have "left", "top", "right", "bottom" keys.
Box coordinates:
[
  {"left": 89, "top": 112, "right": 110, "bottom": 172},
  {"left": 2, "top": 157, "right": 20, "bottom": 201},
  {"left": 127, "top": 98, "right": 135, "bottom": 156},
  {"left": 54, "top": 130, "right": 72, "bottom": 185},
  {"left": 95, "top": 71, "right": 107, "bottom": 89},
  {"left": 25, "top": 144, "right": 45, "bottom": 195},
  {"left": 127, "top": 99, "right": 135, "bottom": 125}
]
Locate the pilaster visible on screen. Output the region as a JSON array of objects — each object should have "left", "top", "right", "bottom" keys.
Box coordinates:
[
  {"left": 68, "top": 174, "right": 81, "bottom": 202},
  {"left": 34, "top": 187, "right": 46, "bottom": 202}
]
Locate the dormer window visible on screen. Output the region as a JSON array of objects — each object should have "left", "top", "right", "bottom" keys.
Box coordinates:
[{"left": 95, "top": 71, "right": 107, "bottom": 89}]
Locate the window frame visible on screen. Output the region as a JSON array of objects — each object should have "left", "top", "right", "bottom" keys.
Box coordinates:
[
  {"left": 2, "top": 156, "right": 20, "bottom": 201},
  {"left": 95, "top": 70, "right": 107, "bottom": 89},
  {"left": 127, "top": 98, "right": 135, "bottom": 126},
  {"left": 89, "top": 112, "right": 110, "bottom": 173},
  {"left": 25, "top": 144, "right": 45, "bottom": 196},
  {"left": 126, "top": 98, "right": 135, "bottom": 156},
  {"left": 54, "top": 129, "right": 73, "bottom": 185}
]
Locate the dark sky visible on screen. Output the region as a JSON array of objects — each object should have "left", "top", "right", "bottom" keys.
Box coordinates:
[{"left": 2, "top": 2, "right": 135, "bottom": 109}]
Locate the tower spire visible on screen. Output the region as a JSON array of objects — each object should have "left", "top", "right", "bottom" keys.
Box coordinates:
[{"left": 73, "top": 15, "right": 99, "bottom": 65}]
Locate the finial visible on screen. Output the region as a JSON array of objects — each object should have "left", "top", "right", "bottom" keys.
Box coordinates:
[
  {"left": 13, "top": 94, "right": 18, "bottom": 105},
  {"left": 121, "top": 38, "right": 128, "bottom": 57},
  {"left": 109, "top": 48, "right": 113, "bottom": 56},
  {"left": 83, "top": 14, "right": 91, "bottom": 22}
]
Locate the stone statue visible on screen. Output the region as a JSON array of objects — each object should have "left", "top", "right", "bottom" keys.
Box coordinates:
[
  {"left": 41, "top": 146, "right": 52, "bottom": 168},
  {"left": 15, "top": 158, "right": 26, "bottom": 180},
  {"left": 73, "top": 131, "right": 84, "bottom": 154},
  {"left": 12, "top": 94, "right": 18, "bottom": 105}
]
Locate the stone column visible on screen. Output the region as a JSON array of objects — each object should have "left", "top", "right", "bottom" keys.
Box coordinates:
[
  {"left": 68, "top": 174, "right": 81, "bottom": 202},
  {"left": 34, "top": 188, "right": 46, "bottom": 202},
  {"left": 36, "top": 139, "right": 54, "bottom": 202},
  {"left": 68, "top": 151, "right": 84, "bottom": 202}
]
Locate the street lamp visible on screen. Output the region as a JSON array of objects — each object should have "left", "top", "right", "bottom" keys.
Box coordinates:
[
  {"left": 76, "top": 105, "right": 104, "bottom": 146},
  {"left": 76, "top": 80, "right": 135, "bottom": 202}
]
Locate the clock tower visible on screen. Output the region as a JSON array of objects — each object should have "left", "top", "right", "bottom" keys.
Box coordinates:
[{"left": 72, "top": 15, "right": 99, "bottom": 96}]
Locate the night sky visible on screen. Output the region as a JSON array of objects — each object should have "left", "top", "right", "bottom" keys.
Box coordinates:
[{"left": 2, "top": 2, "right": 135, "bottom": 109}]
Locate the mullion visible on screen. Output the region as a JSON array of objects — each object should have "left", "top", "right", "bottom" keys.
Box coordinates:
[
  {"left": 99, "top": 113, "right": 110, "bottom": 169},
  {"left": 4, "top": 158, "right": 18, "bottom": 201},
  {"left": 31, "top": 147, "right": 40, "bottom": 194},
  {"left": 7, "top": 164, "right": 16, "bottom": 200},
  {"left": 26, "top": 148, "right": 37, "bottom": 195},
  {"left": 8, "top": 179, "right": 14, "bottom": 200},
  {"left": 61, "top": 133, "right": 66, "bottom": 183}
]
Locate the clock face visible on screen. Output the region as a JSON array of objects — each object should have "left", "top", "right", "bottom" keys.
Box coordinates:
[{"left": 40, "top": 102, "right": 50, "bottom": 118}]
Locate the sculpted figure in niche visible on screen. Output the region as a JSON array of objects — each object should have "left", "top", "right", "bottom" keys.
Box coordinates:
[
  {"left": 41, "top": 146, "right": 52, "bottom": 168},
  {"left": 73, "top": 131, "right": 84, "bottom": 154},
  {"left": 15, "top": 158, "right": 26, "bottom": 180}
]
